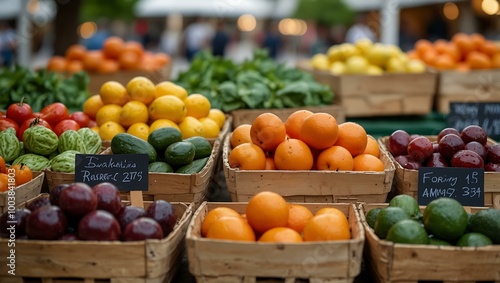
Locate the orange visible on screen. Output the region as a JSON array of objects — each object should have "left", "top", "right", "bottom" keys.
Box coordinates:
[
  {"left": 206, "top": 216, "right": 256, "bottom": 242},
  {"left": 95, "top": 104, "right": 122, "bottom": 126},
  {"left": 316, "top": 145, "right": 354, "bottom": 171},
  {"left": 299, "top": 113, "right": 338, "bottom": 150},
  {"left": 456, "top": 62, "right": 470, "bottom": 72},
  {"left": 123, "top": 41, "right": 145, "bottom": 58},
  {"left": 422, "top": 49, "right": 438, "bottom": 67},
  {"left": 97, "top": 60, "right": 120, "bottom": 74},
  {"left": 102, "top": 36, "right": 125, "bottom": 59},
  {"left": 0, "top": 174, "right": 8, "bottom": 192},
  {"left": 155, "top": 52, "right": 171, "bottom": 67},
  {"left": 479, "top": 41, "right": 499, "bottom": 57},
  {"left": 352, "top": 154, "right": 385, "bottom": 172},
  {"left": 303, "top": 213, "right": 351, "bottom": 242},
  {"left": 434, "top": 54, "right": 456, "bottom": 70},
  {"left": 273, "top": 138, "right": 313, "bottom": 170},
  {"left": 315, "top": 207, "right": 348, "bottom": 221},
  {"left": 246, "top": 191, "right": 289, "bottom": 234},
  {"left": 492, "top": 53, "right": 500, "bottom": 69},
  {"left": 155, "top": 81, "right": 188, "bottom": 100},
  {"left": 65, "top": 60, "right": 84, "bottom": 73},
  {"left": 148, "top": 95, "right": 186, "bottom": 123},
  {"left": 466, "top": 51, "right": 491, "bottom": 70},
  {"left": 184, "top": 94, "right": 211, "bottom": 119},
  {"left": 65, "top": 44, "right": 87, "bottom": 61},
  {"left": 139, "top": 54, "right": 158, "bottom": 71},
  {"left": 264, "top": 157, "right": 276, "bottom": 170},
  {"left": 201, "top": 207, "right": 241, "bottom": 237},
  {"left": 119, "top": 101, "right": 149, "bottom": 127},
  {"left": 258, "top": 227, "right": 303, "bottom": 243},
  {"left": 126, "top": 76, "right": 156, "bottom": 105},
  {"left": 83, "top": 51, "right": 104, "bottom": 71},
  {"left": 228, "top": 143, "right": 266, "bottom": 170},
  {"left": 334, "top": 122, "right": 367, "bottom": 157},
  {"left": 284, "top": 110, "right": 313, "bottom": 139},
  {"left": 286, "top": 204, "right": 313, "bottom": 233},
  {"left": 470, "top": 33, "right": 486, "bottom": 51},
  {"left": 407, "top": 50, "right": 419, "bottom": 60},
  {"left": 126, "top": 122, "right": 149, "bottom": 141},
  {"left": 99, "top": 121, "right": 125, "bottom": 141},
  {"left": 250, "top": 113, "right": 286, "bottom": 152},
  {"left": 415, "top": 39, "right": 433, "bottom": 58},
  {"left": 83, "top": 95, "right": 104, "bottom": 120},
  {"left": 452, "top": 33, "right": 474, "bottom": 57},
  {"left": 433, "top": 39, "right": 448, "bottom": 54},
  {"left": 439, "top": 43, "right": 461, "bottom": 62},
  {"left": 362, "top": 135, "right": 380, "bottom": 157},
  {"left": 119, "top": 50, "right": 140, "bottom": 70},
  {"left": 230, "top": 124, "right": 252, "bottom": 148},
  {"left": 47, "top": 56, "right": 66, "bottom": 72},
  {"left": 100, "top": 81, "right": 130, "bottom": 106}
]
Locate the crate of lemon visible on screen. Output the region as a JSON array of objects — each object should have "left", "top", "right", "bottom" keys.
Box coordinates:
[
  {"left": 186, "top": 191, "right": 364, "bottom": 282},
  {"left": 224, "top": 111, "right": 395, "bottom": 203},
  {"left": 296, "top": 39, "right": 438, "bottom": 118}
]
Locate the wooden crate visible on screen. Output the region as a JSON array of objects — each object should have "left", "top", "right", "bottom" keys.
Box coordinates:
[
  {"left": 187, "top": 201, "right": 364, "bottom": 283},
  {"left": 296, "top": 60, "right": 437, "bottom": 118},
  {"left": 378, "top": 135, "right": 500, "bottom": 209},
  {"left": 0, "top": 171, "right": 44, "bottom": 213},
  {"left": 230, "top": 104, "right": 345, "bottom": 129},
  {"left": 436, "top": 69, "right": 500, "bottom": 114},
  {"left": 358, "top": 203, "right": 500, "bottom": 283},
  {"left": 0, "top": 193, "right": 194, "bottom": 283}
]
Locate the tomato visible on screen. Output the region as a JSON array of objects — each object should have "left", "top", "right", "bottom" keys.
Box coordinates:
[
  {"left": 0, "top": 156, "right": 6, "bottom": 174},
  {"left": 88, "top": 120, "right": 97, "bottom": 128},
  {"left": 0, "top": 174, "right": 8, "bottom": 192},
  {"left": 32, "top": 112, "right": 41, "bottom": 118},
  {"left": 54, "top": 119, "right": 80, "bottom": 136},
  {"left": 18, "top": 117, "right": 52, "bottom": 141},
  {"left": 69, "top": 111, "right": 90, "bottom": 128},
  {"left": 0, "top": 117, "right": 20, "bottom": 133},
  {"left": 41, "top": 103, "right": 69, "bottom": 127},
  {"left": 10, "top": 163, "right": 33, "bottom": 186},
  {"left": 6, "top": 97, "right": 33, "bottom": 126}
]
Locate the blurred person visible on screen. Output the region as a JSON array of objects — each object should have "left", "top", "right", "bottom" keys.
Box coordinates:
[
  {"left": 211, "top": 21, "right": 230, "bottom": 57},
  {"left": 345, "top": 13, "right": 376, "bottom": 44},
  {"left": 184, "top": 17, "right": 213, "bottom": 61},
  {"left": 83, "top": 19, "right": 111, "bottom": 50},
  {"left": 262, "top": 21, "right": 282, "bottom": 59},
  {"left": 0, "top": 21, "right": 17, "bottom": 66}
]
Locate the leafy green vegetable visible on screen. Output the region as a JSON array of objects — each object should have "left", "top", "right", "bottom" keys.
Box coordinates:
[
  {"left": 0, "top": 65, "right": 90, "bottom": 112},
  {"left": 175, "top": 49, "right": 334, "bottom": 112}
]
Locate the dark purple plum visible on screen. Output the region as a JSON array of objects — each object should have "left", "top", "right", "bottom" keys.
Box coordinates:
[
  {"left": 50, "top": 183, "right": 70, "bottom": 205},
  {"left": 0, "top": 208, "right": 31, "bottom": 238},
  {"left": 26, "top": 206, "right": 67, "bottom": 240},
  {"left": 432, "top": 142, "right": 439, "bottom": 153},
  {"left": 394, "top": 155, "right": 409, "bottom": 168},
  {"left": 27, "top": 195, "right": 51, "bottom": 212},
  {"left": 117, "top": 206, "right": 146, "bottom": 230},
  {"left": 464, "top": 141, "right": 487, "bottom": 161},
  {"left": 451, "top": 150, "right": 485, "bottom": 168},
  {"left": 461, "top": 125, "right": 487, "bottom": 145},
  {"left": 485, "top": 163, "right": 500, "bottom": 172},
  {"left": 78, "top": 210, "right": 121, "bottom": 241},
  {"left": 410, "top": 134, "right": 421, "bottom": 141},
  {"left": 437, "top": 128, "right": 460, "bottom": 143},
  {"left": 438, "top": 134, "right": 465, "bottom": 160},
  {"left": 59, "top": 183, "right": 98, "bottom": 218},
  {"left": 92, "top": 182, "right": 122, "bottom": 216},
  {"left": 404, "top": 160, "right": 421, "bottom": 170},
  {"left": 387, "top": 130, "right": 411, "bottom": 156},
  {"left": 122, "top": 217, "right": 164, "bottom": 241},
  {"left": 407, "top": 136, "right": 433, "bottom": 163},
  {"left": 425, "top": 153, "right": 448, "bottom": 167},
  {"left": 59, "top": 234, "right": 78, "bottom": 241},
  {"left": 146, "top": 200, "right": 177, "bottom": 236},
  {"left": 487, "top": 144, "right": 500, "bottom": 164}
]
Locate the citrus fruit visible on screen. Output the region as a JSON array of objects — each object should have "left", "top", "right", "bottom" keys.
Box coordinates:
[
  {"left": 155, "top": 81, "right": 188, "bottom": 100},
  {"left": 286, "top": 204, "right": 313, "bottom": 233},
  {"left": 97, "top": 60, "right": 119, "bottom": 74},
  {"left": 148, "top": 95, "right": 187, "bottom": 123},
  {"left": 199, "top": 117, "right": 220, "bottom": 138},
  {"left": 95, "top": 104, "right": 122, "bottom": 126},
  {"left": 148, "top": 127, "right": 183, "bottom": 153},
  {"left": 264, "top": 156, "right": 276, "bottom": 170},
  {"left": 456, "top": 232, "right": 492, "bottom": 247},
  {"left": 102, "top": 36, "right": 124, "bottom": 59},
  {"left": 119, "top": 50, "right": 140, "bottom": 70},
  {"left": 47, "top": 56, "right": 66, "bottom": 72},
  {"left": 201, "top": 207, "right": 241, "bottom": 237},
  {"left": 251, "top": 113, "right": 286, "bottom": 152},
  {"left": 119, "top": 101, "right": 149, "bottom": 127},
  {"left": 362, "top": 135, "right": 380, "bottom": 157},
  {"left": 389, "top": 194, "right": 420, "bottom": 219},
  {"left": 284, "top": 110, "right": 313, "bottom": 139},
  {"left": 149, "top": 119, "right": 180, "bottom": 132},
  {"left": 386, "top": 219, "right": 429, "bottom": 245},
  {"left": 65, "top": 44, "right": 86, "bottom": 61},
  {"left": 126, "top": 76, "right": 156, "bottom": 105},
  {"left": 178, "top": 116, "right": 205, "bottom": 139},
  {"left": 126, "top": 122, "right": 149, "bottom": 141},
  {"left": 100, "top": 81, "right": 130, "bottom": 106},
  {"left": 353, "top": 154, "right": 385, "bottom": 172},
  {"left": 99, "top": 121, "right": 125, "bottom": 141},
  {"left": 184, "top": 94, "right": 211, "bottom": 119},
  {"left": 207, "top": 109, "right": 226, "bottom": 129},
  {"left": 366, "top": 207, "right": 382, "bottom": 229},
  {"left": 316, "top": 145, "right": 354, "bottom": 171},
  {"left": 300, "top": 113, "right": 339, "bottom": 150},
  {"left": 228, "top": 143, "right": 266, "bottom": 170},
  {"left": 230, "top": 124, "right": 252, "bottom": 148},
  {"left": 258, "top": 227, "right": 303, "bottom": 243},
  {"left": 423, "top": 197, "right": 468, "bottom": 242},
  {"left": 83, "top": 51, "right": 103, "bottom": 71},
  {"left": 246, "top": 191, "right": 289, "bottom": 234},
  {"left": 303, "top": 213, "right": 351, "bottom": 241},
  {"left": 469, "top": 208, "right": 500, "bottom": 244},
  {"left": 374, "top": 206, "right": 410, "bottom": 239},
  {"left": 335, "top": 122, "right": 367, "bottom": 157},
  {"left": 83, "top": 95, "right": 104, "bottom": 120},
  {"left": 274, "top": 138, "right": 313, "bottom": 170},
  {"left": 206, "top": 216, "right": 256, "bottom": 242}
]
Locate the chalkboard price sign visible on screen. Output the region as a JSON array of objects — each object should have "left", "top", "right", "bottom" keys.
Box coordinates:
[
  {"left": 75, "top": 154, "right": 149, "bottom": 192},
  {"left": 447, "top": 102, "right": 500, "bottom": 140},
  {"left": 418, "top": 167, "right": 484, "bottom": 206}
]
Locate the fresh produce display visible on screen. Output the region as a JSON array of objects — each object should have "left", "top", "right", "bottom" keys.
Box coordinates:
[
  {"left": 386, "top": 125, "right": 500, "bottom": 171},
  {"left": 0, "top": 160, "right": 33, "bottom": 192},
  {"left": 0, "top": 182, "right": 178, "bottom": 241},
  {"left": 366, "top": 195, "right": 499, "bottom": 246},
  {"left": 83, "top": 76, "right": 226, "bottom": 141},
  {"left": 229, "top": 110, "right": 385, "bottom": 172},
  {"left": 0, "top": 66, "right": 89, "bottom": 112},
  {"left": 47, "top": 37, "right": 171, "bottom": 74},
  {"left": 110, "top": 128, "right": 212, "bottom": 174},
  {"left": 201, "top": 191, "right": 350, "bottom": 242},
  {"left": 408, "top": 33, "right": 500, "bottom": 71},
  {"left": 310, "top": 39, "right": 427, "bottom": 75},
  {"left": 175, "top": 50, "right": 334, "bottom": 112}
]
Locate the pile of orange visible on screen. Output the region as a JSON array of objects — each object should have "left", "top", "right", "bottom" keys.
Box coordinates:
[
  {"left": 229, "top": 111, "right": 384, "bottom": 172},
  {"left": 82, "top": 77, "right": 226, "bottom": 141},
  {"left": 408, "top": 33, "right": 500, "bottom": 71},
  {"left": 0, "top": 157, "right": 33, "bottom": 192},
  {"left": 201, "top": 191, "right": 351, "bottom": 243},
  {"left": 47, "top": 36, "right": 171, "bottom": 74}
]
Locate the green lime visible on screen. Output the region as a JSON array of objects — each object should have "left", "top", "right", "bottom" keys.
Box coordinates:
[
  {"left": 423, "top": 198, "right": 468, "bottom": 242},
  {"left": 184, "top": 136, "right": 212, "bottom": 159},
  {"left": 469, "top": 209, "right": 500, "bottom": 244},
  {"left": 165, "top": 141, "right": 196, "bottom": 167},
  {"left": 386, "top": 220, "right": 429, "bottom": 245},
  {"left": 389, "top": 194, "right": 420, "bottom": 219},
  {"left": 456, "top": 232, "right": 492, "bottom": 247},
  {"left": 366, "top": 207, "right": 381, "bottom": 229},
  {"left": 374, "top": 207, "right": 410, "bottom": 239},
  {"left": 428, "top": 238, "right": 451, "bottom": 246}
]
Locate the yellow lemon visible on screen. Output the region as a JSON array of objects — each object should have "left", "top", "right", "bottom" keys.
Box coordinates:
[
  {"left": 100, "top": 81, "right": 130, "bottom": 106},
  {"left": 199, "top": 117, "right": 220, "bottom": 138},
  {"left": 329, "top": 61, "right": 346, "bottom": 75},
  {"left": 178, "top": 116, "right": 205, "bottom": 139},
  {"left": 148, "top": 95, "right": 186, "bottom": 123},
  {"left": 83, "top": 95, "right": 104, "bottom": 120},
  {"left": 95, "top": 104, "right": 122, "bottom": 126},
  {"left": 155, "top": 81, "right": 188, "bottom": 100},
  {"left": 207, "top": 109, "right": 226, "bottom": 129},
  {"left": 127, "top": 122, "right": 150, "bottom": 141},
  {"left": 310, "top": 54, "right": 330, "bottom": 70},
  {"left": 366, "top": 65, "right": 384, "bottom": 75},
  {"left": 149, "top": 119, "right": 180, "bottom": 132},
  {"left": 119, "top": 101, "right": 149, "bottom": 127},
  {"left": 126, "top": 76, "right": 156, "bottom": 105},
  {"left": 99, "top": 121, "right": 125, "bottom": 141},
  {"left": 184, "top": 94, "right": 211, "bottom": 119}
]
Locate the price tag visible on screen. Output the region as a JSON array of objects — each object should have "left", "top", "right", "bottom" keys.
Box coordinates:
[
  {"left": 418, "top": 167, "right": 484, "bottom": 206},
  {"left": 447, "top": 102, "right": 500, "bottom": 140},
  {"left": 74, "top": 154, "right": 149, "bottom": 192}
]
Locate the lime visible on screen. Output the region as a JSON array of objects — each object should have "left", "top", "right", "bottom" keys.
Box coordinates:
[
  {"left": 389, "top": 194, "right": 420, "bottom": 219},
  {"left": 423, "top": 198, "right": 468, "bottom": 242},
  {"left": 469, "top": 209, "right": 500, "bottom": 244},
  {"left": 374, "top": 207, "right": 410, "bottom": 239},
  {"left": 456, "top": 232, "right": 492, "bottom": 247},
  {"left": 386, "top": 220, "right": 429, "bottom": 245},
  {"left": 428, "top": 238, "right": 451, "bottom": 246},
  {"left": 366, "top": 207, "right": 381, "bottom": 229}
]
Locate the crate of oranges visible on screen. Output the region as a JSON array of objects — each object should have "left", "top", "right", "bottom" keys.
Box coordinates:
[
  {"left": 408, "top": 33, "right": 500, "bottom": 114},
  {"left": 0, "top": 165, "right": 45, "bottom": 213},
  {"left": 223, "top": 111, "right": 395, "bottom": 203},
  {"left": 186, "top": 191, "right": 364, "bottom": 282}
]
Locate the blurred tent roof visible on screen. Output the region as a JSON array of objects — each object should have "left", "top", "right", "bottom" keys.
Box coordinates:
[
  {"left": 345, "top": 0, "right": 465, "bottom": 11},
  {"left": 0, "top": 0, "right": 56, "bottom": 21},
  {"left": 0, "top": 0, "right": 22, "bottom": 20}
]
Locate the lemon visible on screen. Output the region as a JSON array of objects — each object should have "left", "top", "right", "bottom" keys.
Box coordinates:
[
  {"left": 155, "top": 81, "right": 188, "bottom": 100},
  {"left": 127, "top": 122, "right": 150, "bottom": 141},
  {"left": 354, "top": 38, "right": 373, "bottom": 56},
  {"left": 337, "top": 43, "right": 360, "bottom": 60},
  {"left": 126, "top": 76, "right": 156, "bottom": 105},
  {"left": 326, "top": 46, "right": 343, "bottom": 62},
  {"left": 207, "top": 109, "right": 226, "bottom": 129},
  {"left": 366, "top": 65, "right": 384, "bottom": 75},
  {"left": 95, "top": 104, "right": 122, "bottom": 126},
  {"left": 310, "top": 54, "right": 330, "bottom": 70},
  {"left": 367, "top": 44, "right": 392, "bottom": 68},
  {"left": 329, "top": 61, "right": 346, "bottom": 75},
  {"left": 184, "top": 94, "right": 211, "bottom": 119},
  {"left": 83, "top": 95, "right": 104, "bottom": 120},
  {"left": 406, "top": 59, "right": 426, "bottom": 73},
  {"left": 345, "top": 56, "right": 369, "bottom": 74},
  {"left": 199, "top": 117, "right": 220, "bottom": 138},
  {"left": 100, "top": 81, "right": 130, "bottom": 106},
  {"left": 120, "top": 101, "right": 149, "bottom": 127},
  {"left": 148, "top": 95, "right": 187, "bottom": 123},
  {"left": 178, "top": 116, "right": 205, "bottom": 139},
  {"left": 99, "top": 121, "right": 125, "bottom": 141},
  {"left": 149, "top": 119, "right": 180, "bottom": 132},
  {"left": 386, "top": 57, "right": 407, "bottom": 73}
]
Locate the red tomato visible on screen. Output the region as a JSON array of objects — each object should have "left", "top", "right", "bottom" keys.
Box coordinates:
[
  {"left": 0, "top": 117, "right": 20, "bottom": 133},
  {"left": 40, "top": 103, "right": 69, "bottom": 127},
  {"left": 6, "top": 97, "right": 33, "bottom": 126},
  {"left": 88, "top": 120, "right": 97, "bottom": 128},
  {"left": 53, "top": 119, "right": 80, "bottom": 136},
  {"left": 18, "top": 117, "right": 52, "bottom": 141},
  {"left": 69, "top": 111, "right": 90, "bottom": 128}
]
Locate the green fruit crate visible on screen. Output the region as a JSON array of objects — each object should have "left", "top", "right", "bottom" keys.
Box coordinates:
[
  {"left": 187, "top": 201, "right": 364, "bottom": 283},
  {"left": 358, "top": 203, "right": 500, "bottom": 283},
  {"left": 0, "top": 193, "right": 194, "bottom": 283},
  {"left": 0, "top": 171, "right": 44, "bottom": 213}
]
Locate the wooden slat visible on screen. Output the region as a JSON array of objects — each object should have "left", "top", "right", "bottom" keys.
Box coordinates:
[{"left": 0, "top": 171, "right": 45, "bottom": 211}]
